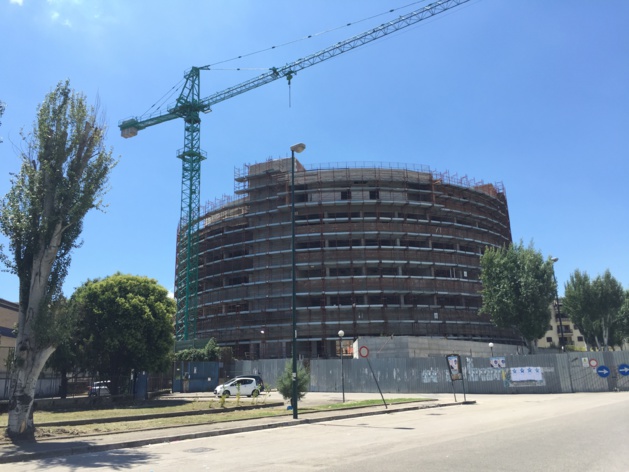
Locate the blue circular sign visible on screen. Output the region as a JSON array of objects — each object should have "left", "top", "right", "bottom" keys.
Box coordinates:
[
  {"left": 596, "top": 365, "right": 610, "bottom": 378},
  {"left": 618, "top": 364, "right": 629, "bottom": 376}
]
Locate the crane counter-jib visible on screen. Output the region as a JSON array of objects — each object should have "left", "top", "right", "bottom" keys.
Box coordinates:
[{"left": 119, "top": 110, "right": 182, "bottom": 138}]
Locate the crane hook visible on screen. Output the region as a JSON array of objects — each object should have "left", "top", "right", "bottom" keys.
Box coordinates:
[{"left": 285, "top": 70, "right": 296, "bottom": 107}]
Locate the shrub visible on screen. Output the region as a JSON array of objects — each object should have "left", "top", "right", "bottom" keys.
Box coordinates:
[{"left": 276, "top": 361, "right": 310, "bottom": 402}]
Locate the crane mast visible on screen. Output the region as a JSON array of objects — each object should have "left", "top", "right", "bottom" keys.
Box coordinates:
[{"left": 119, "top": 0, "right": 471, "bottom": 342}]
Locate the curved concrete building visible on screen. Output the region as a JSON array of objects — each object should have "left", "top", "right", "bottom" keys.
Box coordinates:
[{"left": 190, "top": 158, "right": 520, "bottom": 359}]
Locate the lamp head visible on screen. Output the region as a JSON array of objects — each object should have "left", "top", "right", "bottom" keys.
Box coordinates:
[
  {"left": 338, "top": 330, "right": 344, "bottom": 338},
  {"left": 290, "top": 143, "right": 306, "bottom": 154}
]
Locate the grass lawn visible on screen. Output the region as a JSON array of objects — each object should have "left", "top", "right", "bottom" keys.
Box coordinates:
[{"left": 1, "top": 395, "right": 433, "bottom": 440}]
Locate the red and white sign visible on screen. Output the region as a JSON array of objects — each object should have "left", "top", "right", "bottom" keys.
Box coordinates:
[
  {"left": 359, "top": 345, "right": 369, "bottom": 358},
  {"left": 588, "top": 358, "right": 598, "bottom": 368}
]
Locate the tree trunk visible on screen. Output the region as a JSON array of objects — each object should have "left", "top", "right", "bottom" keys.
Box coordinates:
[
  {"left": 7, "top": 226, "right": 61, "bottom": 440},
  {"left": 601, "top": 318, "right": 610, "bottom": 352},
  {"left": 525, "top": 338, "right": 536, "bottom": 354},
  {"left": 6, "top": 345, "right": 54, "bottom": 440},
  {"left": 59, "top": 369, "right": 68, "bottom": 399}
]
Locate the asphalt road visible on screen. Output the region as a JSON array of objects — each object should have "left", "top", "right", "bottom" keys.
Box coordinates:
[{"left": 3, "top": 392, "right": 628, "bottom": 471}]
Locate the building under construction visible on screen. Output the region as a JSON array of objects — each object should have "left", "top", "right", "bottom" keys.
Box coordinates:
[{"left": 190, "top": 158, "right": 521, "bottom": 359}]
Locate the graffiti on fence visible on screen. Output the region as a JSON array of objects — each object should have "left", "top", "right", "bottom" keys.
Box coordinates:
[
  {"left": 465, "top": 358, "right": 504, "bottom": 383},
  {"left": 467, "top": 366, "right": 505, "bottom": 383},
  {"left": 421, "top": 367, "right": 441, "bottom": 383}
]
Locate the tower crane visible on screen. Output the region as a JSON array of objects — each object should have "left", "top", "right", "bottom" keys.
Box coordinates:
[{"left": 119, "top": 0, "right": 471, "bottom": 342}]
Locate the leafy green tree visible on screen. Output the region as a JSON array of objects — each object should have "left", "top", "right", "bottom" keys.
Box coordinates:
[
  {"left": 480, "top": 241, "right": 556, "bottom": 353},
  {"left": 70, "top": 273, "right": 175, "bottom": 394},
  {"left": 0, "top": 81, "right": 115, "bottom": 439},
  {"left": 563, "top": 270, "right": 597, "bottom": 347},
  {"left": 44, "top": 296, "right": 81, "bottom": 399},
  {"left": 276, "top": 361, "right": 310, "bottom": 404},
  {"left": 618, "top": 292, "right": 629, "bottom": 345},
  {"left": 172, "top": 339, "right": 221, "bottom": 362},
  {"left": 564, "top": 269, "right": 625, "bottom": 350},
  {"left": 593, "top": 271, "right": 626, "bottom": 350}
]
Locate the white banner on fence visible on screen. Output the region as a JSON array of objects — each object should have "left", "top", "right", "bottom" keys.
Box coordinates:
[{"left": 510, "top": 366, "right": 543, "bottom": 382}]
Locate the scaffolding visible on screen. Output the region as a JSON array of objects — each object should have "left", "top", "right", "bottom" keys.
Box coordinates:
[{"left": 189, "top": 158, "right": 519, "bottom": 360}]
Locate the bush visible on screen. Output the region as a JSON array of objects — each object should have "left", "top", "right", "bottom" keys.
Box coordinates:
[{"left": 172, "top": 339, "right": 221, "bottom": 361}]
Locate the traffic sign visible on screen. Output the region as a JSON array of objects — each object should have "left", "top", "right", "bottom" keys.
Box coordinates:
[
  {"left": 588, "top": 358, "right": 598, "bottom": 368},
  {"left": 359, "top": 345, "right": 370, "bottom": 358},
  {"left": 596, "top": 366, "right": 610, "bottom": 378},
  {"left": 618, "top": 364, "right": 629, "bottom": 376}
]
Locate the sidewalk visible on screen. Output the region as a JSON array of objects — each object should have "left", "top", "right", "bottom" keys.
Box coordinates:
[{"left": 0, "top": 392, "right": 464, "bottom": 464}]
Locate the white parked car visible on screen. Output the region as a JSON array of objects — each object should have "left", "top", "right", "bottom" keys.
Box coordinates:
[
  {"left": 214, "top": 377, "right": 261, "bottom": 397},
  {"left": 88, "top": 381, "right": 111, "bottom": 397}
]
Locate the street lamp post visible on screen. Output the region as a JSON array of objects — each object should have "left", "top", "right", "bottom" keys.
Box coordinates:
[
  {"left": 290, "top": 143, "right": 305, "bottom": 419},
  {"left": 488, "top": 342, "right": 494, "bottom": 357},
  {"left": 550, "top": 257, "right": 566, "bottom": 349},
  {"left": 338, "top": 330, "right": 345, "bottom": 403}
]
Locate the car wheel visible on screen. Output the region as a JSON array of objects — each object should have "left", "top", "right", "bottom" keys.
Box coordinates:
[
  {"left": 252, "top": 390, "right": 260, "bottom": 398},
  {"left": 223, "top": 390, "right": 231, "bottom": 397}
]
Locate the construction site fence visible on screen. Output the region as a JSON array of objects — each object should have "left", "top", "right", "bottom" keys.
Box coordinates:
[
  {"left": 0, "top": 369, "right": 172, "bottom": 402},
  {"left": 235, "top": 351, "right": 629, "bottom": 395},
  {"left": 0, "top": 352, "right": 627, "bottom": 400}
]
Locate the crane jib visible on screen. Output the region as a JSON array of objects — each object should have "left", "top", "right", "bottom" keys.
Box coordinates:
[{"left": 119, "top": 0, "right": 470, "bottom": 136}]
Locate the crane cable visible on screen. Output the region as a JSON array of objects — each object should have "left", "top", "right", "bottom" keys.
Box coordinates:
[
  {"left": 202, "top": 0, "right": 431, "bottom": 69},
  {"left": 141, "top": 0, "right": 432, "bottom": 118}
]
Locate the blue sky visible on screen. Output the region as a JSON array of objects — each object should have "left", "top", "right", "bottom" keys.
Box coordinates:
[{"left": 1, "top": 0, "right": 627, "bottom": 302}]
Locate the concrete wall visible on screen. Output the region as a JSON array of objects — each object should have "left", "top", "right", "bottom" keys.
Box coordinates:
[{"left": 351, "top": 336, "right": 522, "bottom": 359}]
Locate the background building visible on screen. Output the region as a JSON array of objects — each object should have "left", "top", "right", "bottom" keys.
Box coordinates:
[
  {"left": 186, "top": 159, "right": 522, "bottom": 359},
  {"left": 537, "top": 301, "right": 587, "bottom": 351},
  {"left": 0, "top": 298, "right": 18, "bottom": 368}
]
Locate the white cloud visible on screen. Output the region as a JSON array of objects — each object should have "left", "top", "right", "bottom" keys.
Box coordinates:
[
  {"left": 44, "top": 0, "right": 111, "bottom": 31},
  {"left": 10, "top": 0, "right": 24, "bottom": 5}
]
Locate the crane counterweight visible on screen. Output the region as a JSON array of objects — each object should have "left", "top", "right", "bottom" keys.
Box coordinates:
[{"left": 120, "top": 122, "right": 138, "bottom": 139}]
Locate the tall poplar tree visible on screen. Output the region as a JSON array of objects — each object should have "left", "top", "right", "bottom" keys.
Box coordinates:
[{"left": 0, "top": 81, "right": 116, "bottom": 439}]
